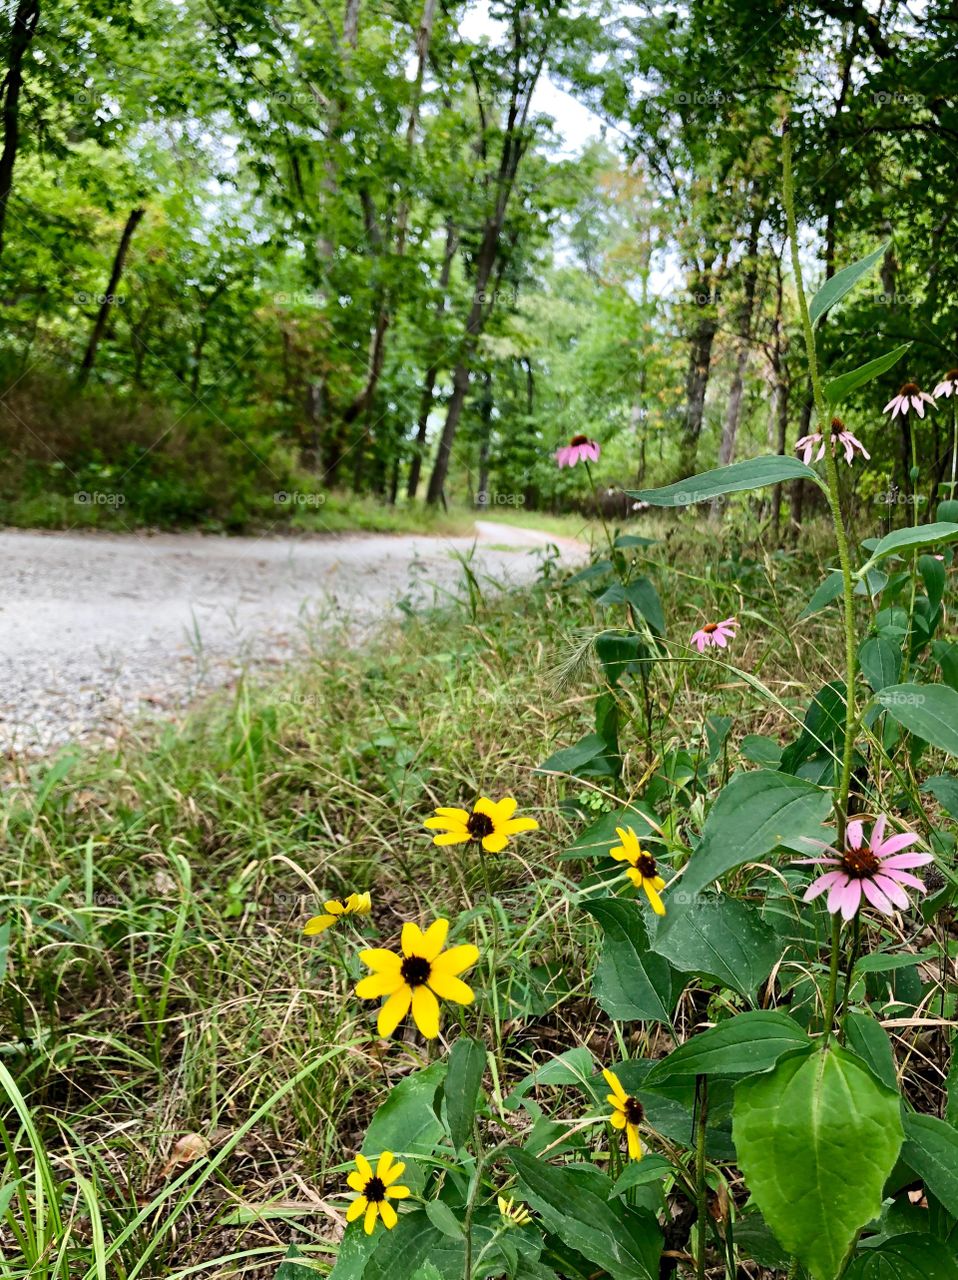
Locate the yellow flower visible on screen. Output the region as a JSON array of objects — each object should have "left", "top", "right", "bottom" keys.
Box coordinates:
[
  {"left": 609, "top": 827, "right": 666, "bottom": 915},
  {"left": 424, "top": 796, "right": 538, "bottom": 854},
  {"left": 603, "top": 1068, "right": 644, "bottom": 1161},
  {"left": 345, "top": 1150, "right": 410, "bottom": 1234},
  {"left": 356, "top": 918, "right": 479, "bottom": 1039},
  {"left": 304, "top": 891, "right": 371, "bottom": 935},
  {"left": 497, "top": 1194, "right": 532, "bottom": 1226}
]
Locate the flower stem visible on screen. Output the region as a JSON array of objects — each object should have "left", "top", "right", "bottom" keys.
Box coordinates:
[
  {"left": 584, "top": 458, "right": 617, "bottom": 564},
  {"left": 822, "top": 913, "right": 843, "bottom": 1040},
  {"left": 782, "top": 120, "right": 857, "bottom": 843},
  {"left": 695, "top": 1075, "right": 709, "bottom": 1280}
]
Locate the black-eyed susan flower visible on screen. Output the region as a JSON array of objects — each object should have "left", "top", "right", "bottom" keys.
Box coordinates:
[
  {"left": 497, "top": 1194, "right": 532, "bottom": 1226},
  {"left": 356, "top": 918, "right": 479, "bottom": 1039},
  {"left": 345, "top": 1151, "right": 410, "bottom": 1233},
  {"left": 304, "top": 891, "right": 372, "bottom": 935},
  {"left": 609, "top": 827, "right": 666, "bottom": 915},
  {"left": 424, "top": 797, "right": 538, "bottom": 854},
  {"left": 603, "top": 1068, "right": 644, "bottom": 1161}
]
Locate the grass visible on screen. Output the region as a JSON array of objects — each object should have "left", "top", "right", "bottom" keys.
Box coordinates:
[{"left": 1, "top": 515, "right": 949, "bottom": 1278}]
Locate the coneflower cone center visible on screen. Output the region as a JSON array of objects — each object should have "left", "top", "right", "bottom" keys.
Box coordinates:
[
  {"left": 635, "top": 853, "right": 658, "bottom": 879},
  {"left": 946, "top": 369, "right": 958, "bottom": 382},
  {"left": 624, "top": 1096, "right": 644, "bottom": 1125},
  {"left": 703, "top": 622, "right": 719, "bottom": 633},
  {"left": 467, "top": 811, "right": 495, "bottom": 840},
  {"left": 363, "top": 1176, "right": 386, "bottom": 1203},
  {"left": 570, "top": 433, "right": 590, "bottom": 446},
  {"left": 900, "top": 382, "right": 920, "bottom": 395},
  {"left": 400, "top": 954, "right": 431, "bottom": 986},
  {"left": 841, "top": 846, "right": 881, "bottom": 878}
]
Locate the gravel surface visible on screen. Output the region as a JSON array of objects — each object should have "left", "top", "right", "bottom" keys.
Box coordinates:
[{"left": 0, "top": 522, "right": 585, "bottom": 755}]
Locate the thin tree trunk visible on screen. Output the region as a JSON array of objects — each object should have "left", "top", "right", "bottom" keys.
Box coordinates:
[
  {"left": 0, "top": 0, "right": 40, "bottom": 262},
  {"left": 711, "top": 213, "right": 760, "bottom": 516},
  {"left": 475, "top": 371, "right": 493, "bottom": 507},
  {"left": 77, "top": 207, "right": 145, "bottom": 385},
  {"left": 676, "top": 269, "right": 718, "bottom": 478},
  {"left": 407, "top": 218, "right": 458, "bottom": 498}
]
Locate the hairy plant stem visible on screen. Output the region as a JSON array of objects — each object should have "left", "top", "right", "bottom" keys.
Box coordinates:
[
  {"left": 951, "top": 399, "right": 958, "bottom": 499},
  {"left": 783, "top": 121, "right": 858, "bottom": 1040},
  {"left": 695, "top": 1075, "right": 709, "bottom": 1280}
]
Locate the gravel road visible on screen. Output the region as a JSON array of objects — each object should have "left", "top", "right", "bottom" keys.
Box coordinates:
[{"left": 0, "top": 522, "right": 584, "bottom": 755}]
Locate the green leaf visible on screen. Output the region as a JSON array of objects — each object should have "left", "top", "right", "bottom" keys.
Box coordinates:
[
  {"left": 859, "top": 635, "right": 902, "bottom": 694},
  {"left": 844, "top": 1235, "right": 958, "bottom": 1279},
  {"left": 443, "top": 1037, "right": 485, "bottom": 1151},
  {"left": 652, "top": 896, "right": 780, "bottom": 999},
  {"left": 859, "top": 523, "right": 958, "bottom": 572},
  {"left": 580, "top": 898, "right": 673, "bottom": 1023},
  {"left": 276, "top": 1245, "right": 323, "bottom": 1278},
  {"left": 536, "top": 733, "right": 611, "bottom": 776},
  {"left": 779, "top": 681, "right": 846, "bottom": 775},
  {"left": 733, "top": 1044, "right": 904, "bottom": 1280},
  {"left": 595, "top": 631, "right": 646, "bottom": 686},
  {"left": 645, "top": 1011, "right": 809, "bottom": 1084},
  {"left": 843, "top": 1012, "right": 898, "bottom": 1090},
  {"left": 614, "top": 533, "right": 656, "bottom": 548},
  {"left": 610, "top": 1155, "right": 674, "bottom": 1195},
  {"left": 809, "top": 240, "right": 889, "bottom": 328},
  {"left": 628, "top": 456, "right": 818, "bottom": 508},
  {"left": 800, "top": 570, "right": 845, "bottom": 619},
  {"left": 506, "top": 1046, "right": 597, "bottom": 1112},
  {"left": 508, "top": 1150, "right": 662, "bottom": 1280},
  {"left": 410, "top": 1265, "right": 444, "bottom": 1280},
  {"left": 876, "top": 684, "right": 958, "bottom": 755},
  {"left": 824, "top": 342, "right": 911, "bottom": 406},
  {"left": 901, "top": 1112, "right": 958, "bottom": 1217},
  {"left": 424, "top": 1200, "right": 463, "bottom": 1239},
  {"left": 363, "top": 1061, "right": 447, "bottom": 1193},
  {"left": 597, "top": 579, "right": 666, "bottom": 636},
  {"left": 677, "top": 769, "right": 832, "bottom": 902},
  {"left": 922, "top": 775, "right": 958, "bottom": 818},
  {"left": 920, "top": 554, "right": 947, "bottom": 614},
  {"left": 740, "top": 735, "right": 783, "bottom": 767},
  {"left": 561, "top": 804, "right": 660, "bottom": 861}
]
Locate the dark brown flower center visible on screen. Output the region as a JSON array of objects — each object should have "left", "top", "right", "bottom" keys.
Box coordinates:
[
  {"left": 841, "top": 846, "right": 880, "bottom": 878},
  {"left": 830, "top": 416, "right": 845, "bottom": 431},
  {"left": 946, "top": 370, "right": 958, "bottom": 382},
  {"left": 900, "top": 382, "right": 920, "bottom": 395},
  {"left": 624, "top": 1096, "right": 644, "bottom": 1125},
  {"left": 570, "top": 434, "right": 590, "bottom": 446},
  {"left": 400, "top": 954, "right": 431, "bottom": 986},
  {"left": 363, "top": 1175, "right": 386, "bottom": 1203},
  {"left": 635, "top": 853, "right": 658, "bottom": 879},
  {"left": 467, "top": 811, "right": 495, "bottom": 840},
  {"left": 703, "top": 622, "right": 719, "bottom": 633}
]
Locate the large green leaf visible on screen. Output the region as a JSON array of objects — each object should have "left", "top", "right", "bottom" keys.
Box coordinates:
[
  {"left": 876, "top": 684, "right": 958, "bottom": 756},
  {"left": 509, "top": 1150, "right": 662, "bottom": 1280},
  {"left": 597, "top": 579, "right": 666, "bottom": 636},
  {"left": 922, "top": 775, "right": 958, "bottom": 818},
  {"left": 844, "top": 1235, "right": 958, "bottom": 1279},
  {"left": 800, "top": 570, "right": 845, "bottom": 619},
  {"left": 645, "top": 1011, "right": 809, "bottom": 1085},
  {"left": 275, "top": 1245, "right": 320, "bottom": 1278},
  {"left": 859, "top": 635, "right": 902, "bottom": 694},
  {"left": 561, "top": 804, "right": 660, "bottom": 861},
  {"left": 901, "top": 1112, "right": 958, "bottom": 1217},
  {"left": 627, "top": 456, "right": 818, "bottom": 508},
  {"left": 809, "top": 241, "right": 889, "bottom": 328},
  {"left": 652, "top": 896, "right": 780, "bottom": 999},
  {"left": 824, "top": 342, "right": 911, "bottom": 406},
  {"left": 362, "top": 1061, "right": 447, "bottom": 1193},
  {"left": 443, "top": 1037, "right": 486, "bottom": 1151},
  {"left": 676, "top": 770, "right": 832, "bottom": 902},
  {"left": 536, "top": 733, "right": 614, "bottom": 777},
  {"left": 843, "top": 1012, "right": 898, "bottom": 1091},
  {"left": 733, "top": 1044, "right": 904, "bottom": 1280},
  {"left": 858, "top": 523, "right": 958, "bottom": 573},
  {"left": 361, "top": 1211, "right": 504, "bottom": 1280},
  {"left": 581, "top": 898, "right": 673, "bottom": 1023}
]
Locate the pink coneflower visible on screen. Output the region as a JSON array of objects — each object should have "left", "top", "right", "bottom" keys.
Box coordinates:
[
  {"left": 799, "top": 816, "right": 933, "bottom": 920},
  {"left": 555, "top": 434, "right": 600, "bottom": 468},
  {"left": 933, "top": 370, "right": 958, "bottom": 399},
  {"left": 884, "top": 382, "right": 937, "bottom": 419},
  {"left": 690, "top": 616, "right": 737, "bottom": 652},
  {"left": 795, "top": 418, "right": 870, "bottom": 466}
]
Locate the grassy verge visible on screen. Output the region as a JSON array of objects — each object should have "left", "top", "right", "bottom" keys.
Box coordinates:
[{"left": 1, "top": 524, "right": 850, "bottom": 1277}]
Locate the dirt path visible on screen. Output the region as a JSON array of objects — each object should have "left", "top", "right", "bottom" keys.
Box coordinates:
[{"left": 0, "top": 522, "right": 585, "bottom": 755}]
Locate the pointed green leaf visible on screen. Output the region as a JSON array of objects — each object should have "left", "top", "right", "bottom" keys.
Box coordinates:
[
  {"left": 800, "top": 570, "right": 845, "bottom": 619},
  {"left": 676, "top": 770, "right": 832, "bottom": 902},
  {"left": 844, "top": 1234, "right": 958, "bottom": 1279},
  {"left": 859, "top": 522, "right": 958, "bottom": 572},
  {"left": 824, "top": 342, "right": 911, "bottom": 406},
  {"left": 733, "top": 1044, "right": 904, "bottom": 1280},
  {"left": 581, "top": 898, "right": 673, "bottom": 1022},
  {"left": 628, "top": 456, "right": 818, "bottom": 508},
  {"left": 652, "top": 896, "right": 781, "bottom": 999},
  {"left": 901, "top": 1112, "right": 958, "bottom": 1217},
  {"left": 859, "top": 635, "right": 902, "bottom": 694},
  {"left": 876, "top": 684, "right": 958, "bottom": 755},
  {"left": 646, "top": 1011, "right": 809, "bottom": 1084},
  {"left": 809, "top": 241, "right": 889, "bottom": 328},
  {"left": 443, "top": 1037, "right": 486, "bottom": 1151}
]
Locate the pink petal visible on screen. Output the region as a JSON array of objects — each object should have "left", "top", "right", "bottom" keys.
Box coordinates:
[
  {"left": 720, "top": 617, "right": 737, "bottom": 628},
  {"left": 846, "top": 820, "right": 864, "bottom": 850},
  {"left": 838, "top": 879, "right": 864, "bottom": 920},
  {"left": 874, "top": 833, "right": 919, "bottom": 856},
  {"left": 827, "top": 875, "right": 854, "bottom": 915},
  {"left": 883, "top": 869, "right": 927, "bottom": 892},
  {"left": 861, "top": 876, "right": 894, "bottom": 914},
  {"left": 713, "top": 632, "right": 728, "bottom": 648},
  {"left": 879, "top": 851, "right": 933, "bottom": 870},
  {"left": 804, "top": 870, "right": 847, "bottom": 901},
  {"left": 873, "top": 874, "right": 910, "bottom": 909},
  {"left": 870, "top": 816, "right": 887, "bottom": 848},
  {"left": 913, "top": 397, "right": 925, "bottom": 417}
]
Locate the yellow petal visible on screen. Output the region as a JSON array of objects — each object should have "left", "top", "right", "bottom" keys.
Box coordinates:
[
  {"left": 377, "top": 986, "right": 412, "bottom": 1037},
  {"left": 430, "top": 832, "right": 471, "bottom": 846},
  {"left": 323, "top": 900, "right": 346, "bottom": 915},
  {"left": 345, "top": 892, "right": 371, "bottom": 915},
  {"left": 379, "top": 1199, "right": 398, "bottom": 1229},
  {"left": 626, "top": 1124, "right": 643, "bottom": 1161},
  {"left": 423, "top": 815, "right": 467, "bottom": 833},
  {"left": 502, "top": 816, "right": 538, "bottom": 835},
  {"left": 625, "top": 867, "right": 642, "bottom": 888},
  {"left": 360, "top": 948, "right": 402, "bottom": 975},
  {"left": 429, "top": 944, "right": 479, "bottom": 977},
  {"left": 355, "top": 1154, "right": 373, "bottom": 1181},
  {"left": 376, "top": 1151, "right": 394, "bottom": 1177},
  {"left": 609, "top": 1109, "right": 627, "bottom": 1130},
  {"left": 602, "top": 1068, "right": 628, "bottom": 1103},
  {"left": 482, "top": 833, "right": 509, "bottom": 854},
  {"left": 382, "top": 1159, "right": 405, "bottom": 1186},
  {"left": 346, "top": 1196, "right": 366, "bottom": 1222},
  {"left": 356, "top": 972, "right": 404, "bottom": 999},
  {"left": 652, "top": 876, "right": 666, "bottom": 891},
  {"left": 473, "top": 796, "right": 499, "bottom": 820},
  {"left": 418, "top": 918, "right": 449, "bottom": 961},
  {"left": 386, "top": 1184, "right": 411, "bottom": 1199},
  {"left": 432, "top": 806, "right": 471, "bottom": 820},
  {"left": 428, "top": 970, "right": 474, "bottom": 1004},
  {"left": 364, "top": 1201, "right": 379, "bottom": 1234},
  {"left": 303, "top": 914, "right": 336, "bottom": 935},
  {"left": 411, "top": 985, "right": 441, "bottom": 1038},
  {"left": 609, "top": 845, "right": 633, "bottom": 864},
  {"left": 347, "top": 1171, "right": 366, "bottom": 1192},
  {"left": 643, "top": 882, "right": 666, "bottom": 916}
]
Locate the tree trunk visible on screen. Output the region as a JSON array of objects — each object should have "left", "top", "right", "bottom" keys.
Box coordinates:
[
  {"left": 407, "top": 218, "right": 458, "bottom": 498},
  {"left": 0, "top": 0, "right": 40, "bottom": 262},
  {"left": 677, "top": 310, "right": 718, "bottom": 478},
  {"left": 710, "top": 213, "right": 759, "bottom": 515},
  {"left": 475, "top": 371, "right": 493, "bottom": 507},
  {"left": 77, "top": 207, "right": 145, "bottom": 385}
]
